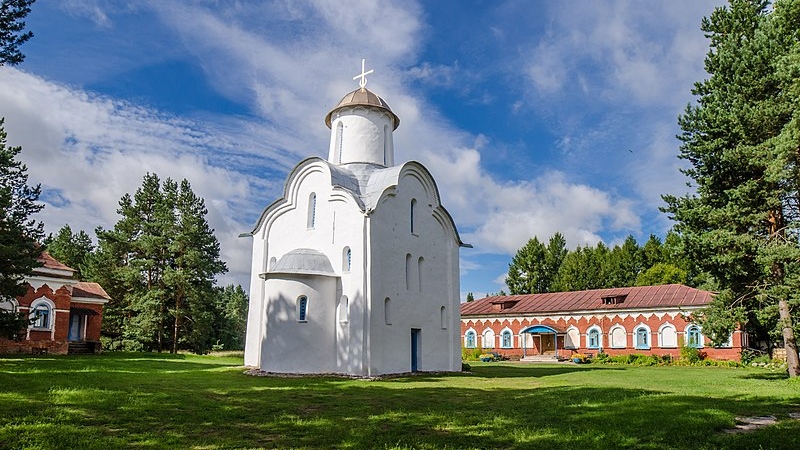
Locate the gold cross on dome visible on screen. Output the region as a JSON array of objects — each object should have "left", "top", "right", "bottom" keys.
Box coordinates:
[{"left": 353, "top": 58, "right": 374, "bottom": 89}]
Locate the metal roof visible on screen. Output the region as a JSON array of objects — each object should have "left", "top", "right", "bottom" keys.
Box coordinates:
[
  {"left": 461, "top": 284, "right": 713, "bottom": 316},
  {"left": 324, "top": 87, "right": 400, "bottom": 130},
  {"left": 268, "top": 248, "right": 337, "bottom": 277}
]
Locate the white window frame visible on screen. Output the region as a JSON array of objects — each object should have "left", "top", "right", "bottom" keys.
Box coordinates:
[
  {"left": 586, "top": 325, "right": 602, "bottom": 349},
  {"left": 500, "top": 327, "right": 513, "bottom": 348}
]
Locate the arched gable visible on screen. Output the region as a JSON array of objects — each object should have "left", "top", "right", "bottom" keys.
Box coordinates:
[
  {"left": 247, "top": 157, "right": 365, "bottom": 238},
  {"left": 368, "top": 161, "right": 469, "bottom": 248}
]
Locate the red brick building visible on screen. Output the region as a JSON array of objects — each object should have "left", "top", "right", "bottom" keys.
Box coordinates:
[
  {"left": 0, "top": 252, "right": 110, "bottom": 355},
  {"left": 460, "top": 284, "right": 746, "bottom": 361}
]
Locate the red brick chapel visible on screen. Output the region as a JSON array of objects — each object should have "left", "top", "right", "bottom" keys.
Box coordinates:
[{"left": 0, "top": 252, "right": 110, "bottom": 355}]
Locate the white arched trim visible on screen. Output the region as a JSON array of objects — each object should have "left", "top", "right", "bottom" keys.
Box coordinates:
[
  {"left": 29, "top": 298, "right": 56, "bottom": 331},
  {"left": 481, "top": 328, "right": 495, "bottom": 349},
  {"left": 464, "top": 328, "right": 477, "bottom": 348},
  {"left": 634, "top": 323, "right": 652, "bottom": 350},
  {"left": 0, "top": 298, "right": 19, "bottom": 312},
  {"left": 500, "top": 327, "right": 514, "bottom": 348},
  {"left": 565, "top": 326, "right": 580, "bottom": 349},
  {"left": 586, "top": 325, "right": 603, "bottom": 349},
  {"left": 685, "top": 323, "right": 704, "bottom": 348},
  {"left": 609, "top": 324, "right": 627, "bottom": 349},
  {"left": 658, "top": 323, "right": 678, "bottom": 348}
]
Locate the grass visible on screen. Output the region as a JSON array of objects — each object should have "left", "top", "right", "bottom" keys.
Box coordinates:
[{"left": 0, "top": 354, "right": 798, "bottom": 449}]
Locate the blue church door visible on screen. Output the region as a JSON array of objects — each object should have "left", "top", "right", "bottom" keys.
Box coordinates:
[
  {"left": 411, "top": 329, "right": 421, "bottom": 372},
  {"left": 68, "top": 313, "right": 83, "bottom": 341}
]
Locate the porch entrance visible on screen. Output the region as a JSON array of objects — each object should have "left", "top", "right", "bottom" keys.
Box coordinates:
[{"left": 520, "top": 324, "right": 566, "bottom": 359}]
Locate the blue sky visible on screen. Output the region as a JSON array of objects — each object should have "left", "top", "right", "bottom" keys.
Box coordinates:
[{"left": 0, "top": 0, "right": 725, "bottom": 297}]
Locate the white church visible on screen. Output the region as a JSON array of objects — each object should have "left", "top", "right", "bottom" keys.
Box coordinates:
[{"left": 243, "top": 62, "right": 468, "bottom": 376}]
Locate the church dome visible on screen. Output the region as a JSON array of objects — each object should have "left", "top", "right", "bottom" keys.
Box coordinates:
[
  {"left": 271, "top": 248, "right": 337, "bottom": 277},
  {"left": 325, "top": 87, "right": 400, "bottom": 130}
]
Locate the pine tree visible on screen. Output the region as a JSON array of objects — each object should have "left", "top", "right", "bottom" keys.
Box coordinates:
[
  {"left": 92, "top": 174, "right": 227, "bottom": 353},
  {"left": 0, "top": 119, "right": 42, "bottom": 300},
  {"left": 0, "top": 119, "right": 41, "bottom": 340},
  {"left": 44, "top": 224, "right": 94, "bottom": 278},
  {"left": 506, "top": 233, "right": 567, "bottom": 294},
  {"left": 0, "top": 0, "right": 36, "bottom": 66},
  {"left": 663, "top": 0, "right": 800, "bottom": 376},
  {"left": 465, "top": 292, "right": 474, "bottom": 303},
  {"left": 210, "top": 284, "right": 248, "bottom": 350}
]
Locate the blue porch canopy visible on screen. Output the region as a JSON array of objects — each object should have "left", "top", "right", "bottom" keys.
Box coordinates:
[
  {"left": 520, "top": 325, "right": 565, "bottom": 334},
  {"left": 520, "top": 324, "right": 565, "bottom": 359}
]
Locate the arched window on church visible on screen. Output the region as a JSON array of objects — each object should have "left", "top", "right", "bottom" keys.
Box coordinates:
[
  {"left": 417, "top": 257, "right": 424, "bottom": 292},
  {"left": 440, "top": 306, "right": 446, "bottom": 329},
  {"left": 307, "top": 193, "right": 317, "bottom": 229},
  {"left": 384, "top": 297, "right": 392, "bottom": 325},
  {"left": 338, "top": 296, "right": 349, "bottom": 323},
  {"left": 342, "top": 247, "right": 351, "bottom": 272},
  {"left": 297, "top": 296, "right": 308, "bottom": 322},
  {"left": 405, "top": 253, "right": 412, "bottom": 291},
  {"left": 383, "top": 124, "right": 389, "bottom": 165},
  {"left": 336, "top": 122, "right": 344, "bottom": 164},
  {"left": 410, "top": 198, "right": 417, "bottom": 234}
]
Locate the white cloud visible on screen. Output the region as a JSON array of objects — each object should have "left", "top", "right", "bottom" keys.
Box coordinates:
[
  {"left": 1, "top": 0, "right": 666, "bottom": 297},
  {"left": 0, "top": 68, "right": 262, "bottom": 288}
]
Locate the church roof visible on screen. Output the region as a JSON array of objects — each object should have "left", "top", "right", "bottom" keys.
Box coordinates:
[
  {"left": 324, "top": 87, "right": 400, "bottom": 130},
  {"left": 268, "top": 248, "right": 337, "bottom": 277},
  {"left": 461, "top": 284, "right": 713, "bottom": 317}
]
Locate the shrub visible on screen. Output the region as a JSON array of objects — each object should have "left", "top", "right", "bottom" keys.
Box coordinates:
[
  {"left": 680, "top": 345, "right": 702, "bottom": 364},
  {"left": 592, "top": 351, "right": 610, "bottom": 363},
  {"left": 461, "top": 347, "right": 482, "bottom": 361},
  {"left": 461, "top": 362, "right": 471, "bottom": 372}
]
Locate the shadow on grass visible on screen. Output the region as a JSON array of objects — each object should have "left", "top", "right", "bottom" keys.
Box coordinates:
[
  {"left": 738, "top": 371, "right": 790, "bottom": 380},
  {"left": 470, "top": 363, "right": 625, "bottom": 379},
  {"left": 1, "top": 355, "right": 799, "bottom": 449}
]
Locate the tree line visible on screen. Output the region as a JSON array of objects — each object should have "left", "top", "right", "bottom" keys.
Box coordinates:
[
  {"left": 43, "top": 175, "right": 248, "bottom": 353},
  {"left": 505, "top": 231, "right": 712, "bottom": 296}
]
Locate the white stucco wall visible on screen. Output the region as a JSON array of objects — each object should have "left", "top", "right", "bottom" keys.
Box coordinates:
[
  {"left": 328, "top": 108, "right": 394, "bottom": 167},
  {"left": 365, "top": 168, "right": 461, "bottom": 375},
  {"left": 260, "top": 275, "right": 338, "bottom": 373}
]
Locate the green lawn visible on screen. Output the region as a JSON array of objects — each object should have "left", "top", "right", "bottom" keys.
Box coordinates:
[{"left": 0, "top": 354, "right": 798, "bottom": 449}]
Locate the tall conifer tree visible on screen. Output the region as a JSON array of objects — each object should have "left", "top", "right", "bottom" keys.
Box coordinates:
[{"left": 663, "top": 0, "right": 800, "bottom": 376}]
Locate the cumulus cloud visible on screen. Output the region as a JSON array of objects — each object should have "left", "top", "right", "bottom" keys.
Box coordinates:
[
  {"left": 0, "top": 68, "right": 262, "bottom": 287},
  {"left": 1, "top": 0, "right": 667, "bottom": 292}
]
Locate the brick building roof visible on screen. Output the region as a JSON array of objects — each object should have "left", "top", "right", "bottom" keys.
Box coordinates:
[
  {"left": 73, "top": 282, "right": 111, "bottom": 301},
  {"left": 36, "top": 251, "right": 75, "bottom": 273},
  {"left": 461, "top": 284, "right": 713, "bottom": 317}
]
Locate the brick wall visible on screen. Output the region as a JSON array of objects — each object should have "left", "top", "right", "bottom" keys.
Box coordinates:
[{"left": 462, "top": 311, "right": 743, "bottom": 361}]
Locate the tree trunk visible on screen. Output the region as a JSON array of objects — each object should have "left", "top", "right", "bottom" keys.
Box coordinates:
[
  {"left": 172, "top": 292, "right": 182, "bottom": 354},
  {"left": 769, "top": 209, "right": 799, "bottom": 377},
  {"left": 778, "top": 299, "right": 800, "bottom": 377}
]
